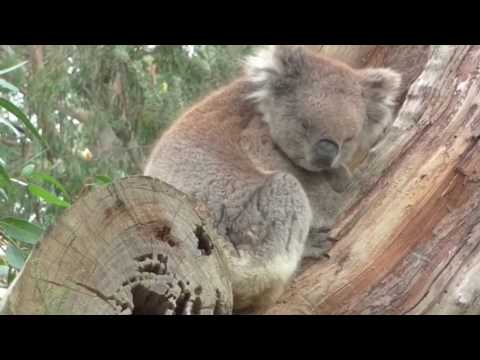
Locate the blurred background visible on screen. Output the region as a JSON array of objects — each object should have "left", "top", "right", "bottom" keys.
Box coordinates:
[{"left": 0, "top": 45, "right": 256, "bottom": 295}]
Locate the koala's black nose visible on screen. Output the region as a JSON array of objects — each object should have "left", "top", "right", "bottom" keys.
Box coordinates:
[{"left": 314, "top": 139, "right": 339, "bottom": 167}]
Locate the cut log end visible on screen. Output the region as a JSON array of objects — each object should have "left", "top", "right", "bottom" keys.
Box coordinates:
[{"left": 1, "top": 177, "right": 233, "bottom": 315}]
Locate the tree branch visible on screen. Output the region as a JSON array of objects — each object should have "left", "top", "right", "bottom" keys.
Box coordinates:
[
  {"left": 0, "top": 138, "right": 18, "bottom": 147},
  {"left": 56, "top": 102, "right": 93, "bottom": 124}
]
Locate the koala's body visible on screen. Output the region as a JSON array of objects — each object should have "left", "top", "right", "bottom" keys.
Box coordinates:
[{"left": 144, "top": 45, "right": 401, "bottom": 313}]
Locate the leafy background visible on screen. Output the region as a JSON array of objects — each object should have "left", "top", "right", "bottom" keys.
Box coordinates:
[{"left": 0, "top": 45, "right": 255, "bottom": 296}]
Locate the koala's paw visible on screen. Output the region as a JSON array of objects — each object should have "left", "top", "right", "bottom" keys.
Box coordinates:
[
  {"left": 325, "top": 164, "right": 352, "bottom": 193},
  {"left": 303, "top": 227, "right": 335, "bottom": 259}
]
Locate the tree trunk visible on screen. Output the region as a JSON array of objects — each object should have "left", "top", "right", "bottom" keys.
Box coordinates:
[{"left": 2, "top": 45, "right": 480, "bottom": 315}]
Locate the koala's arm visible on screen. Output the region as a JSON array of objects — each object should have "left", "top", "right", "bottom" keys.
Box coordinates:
[{"left": 224, "top": 172, "right": 312, "bottom": 313}]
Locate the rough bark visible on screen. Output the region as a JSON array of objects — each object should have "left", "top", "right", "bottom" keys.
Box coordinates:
[{"left": 0, "top": 177, "right": 233, "bottom": 315}]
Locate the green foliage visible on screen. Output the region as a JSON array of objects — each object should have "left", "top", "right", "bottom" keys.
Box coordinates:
[
  {"left": 0, "top": 99, "right": 51, "bottom": 280},
  {"left": 95, "top": 175, "right": 113, "bottom": 186},
  {"left": 28, "top": 172, "right": 71, "bottom": 200},
  {"left": 27, "top": 184, "right": 71, "bottom": 208},
  {"left": 0, "top": 61, "right": 27, "bottom": 93},
  {"left": 0, "top": 218, "right": 43, "bottom": 245},
  {"left": 0, "top": 61, "right": 28, "bottom": 76},
  {"left": 5, "top": 244, "right": 27, "bottom": 271},
  {"left": 0, "top": 45, "right": 256, "bottom": 289},
  {"left": 0, "top": 98, "right": 49, "bottom": 150},
  {"left": 0, "top": 163, "right": 10, "bottom": 188}
]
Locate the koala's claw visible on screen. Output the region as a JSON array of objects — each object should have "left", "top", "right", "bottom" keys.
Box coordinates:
[
  {"left": 324, "top": 164, "right": 352, "bottom": 193},
  {"left": 303, "top": 244, "right": 332, "bottom": 259},
  {"left": 303, "top": 227, "right": 335, "bottom": 259}
]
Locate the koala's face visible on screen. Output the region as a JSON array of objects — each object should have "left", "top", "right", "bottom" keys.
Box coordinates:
[
  {"left": 265, "top": 72, "right": 366, "bottom": 172},
  {"left": 246, "top": 45, "right": 402, "bottom": 174}
]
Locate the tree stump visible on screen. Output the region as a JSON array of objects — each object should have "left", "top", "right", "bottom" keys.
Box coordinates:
[{"left": 0, "top": 177, "right": 233, "bottom": 315}]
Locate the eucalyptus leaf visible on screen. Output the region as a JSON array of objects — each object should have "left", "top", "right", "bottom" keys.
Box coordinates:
[
  {"left": 0, "top": 188, "right": 8, "bottom": 201},
  {"left": 0, "top": 79, "right": 19, "bottom": 93},
  {"left": 0, "top": 116, "right": 22, "bottom": 136},
  {"left": 0, "top": 98, "right": 48, "bottom": 150},
  {"left": 0, "top": 265, "right": 8, "bottom": 280},
  {"left": 28, "top": 184, "right": 71, "bottom": 208},
  {"left": 95, "top": 175, "right": 113, "bottom": 186},
  {"left": 5, "top": 245, "right": 26, "bottom": 270},
  {"left": 0, "top": 163, "right": 10, "bottom": 188},
  {"left": 0, "top": 61, "right": 28, "bottom": 76},
  {"left": 0, "top": 217, "right": 43, "bottom": 245},
  {"left": 21, "top": 164, "right": 35, "bottom": 177},
  {"left": 28, "top": 172, "right": 70, "bottom": 200}
]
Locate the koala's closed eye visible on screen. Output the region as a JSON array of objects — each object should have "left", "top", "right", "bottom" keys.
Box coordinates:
[{"left": 300, "top": 118, "right": 310, "bottom": 131}]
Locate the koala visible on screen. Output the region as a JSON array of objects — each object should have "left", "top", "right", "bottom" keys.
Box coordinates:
[{"left": 144, "top": 45, "right": 401, "bottom": 313}]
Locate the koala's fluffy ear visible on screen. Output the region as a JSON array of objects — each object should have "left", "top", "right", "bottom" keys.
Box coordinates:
[
  {"left": 360, "top": 68, "right": 402, "bottom": 108},
  {"left": 245, "top": 45, "right": 308, "bottom": 104},
  {"left": 357, "top": 68, "right": 402, "bottom": 154}
]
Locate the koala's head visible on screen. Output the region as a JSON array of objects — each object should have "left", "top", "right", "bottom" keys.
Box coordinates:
[{"left": 245, "top": 45, "right": 402, "bottom": 177}]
